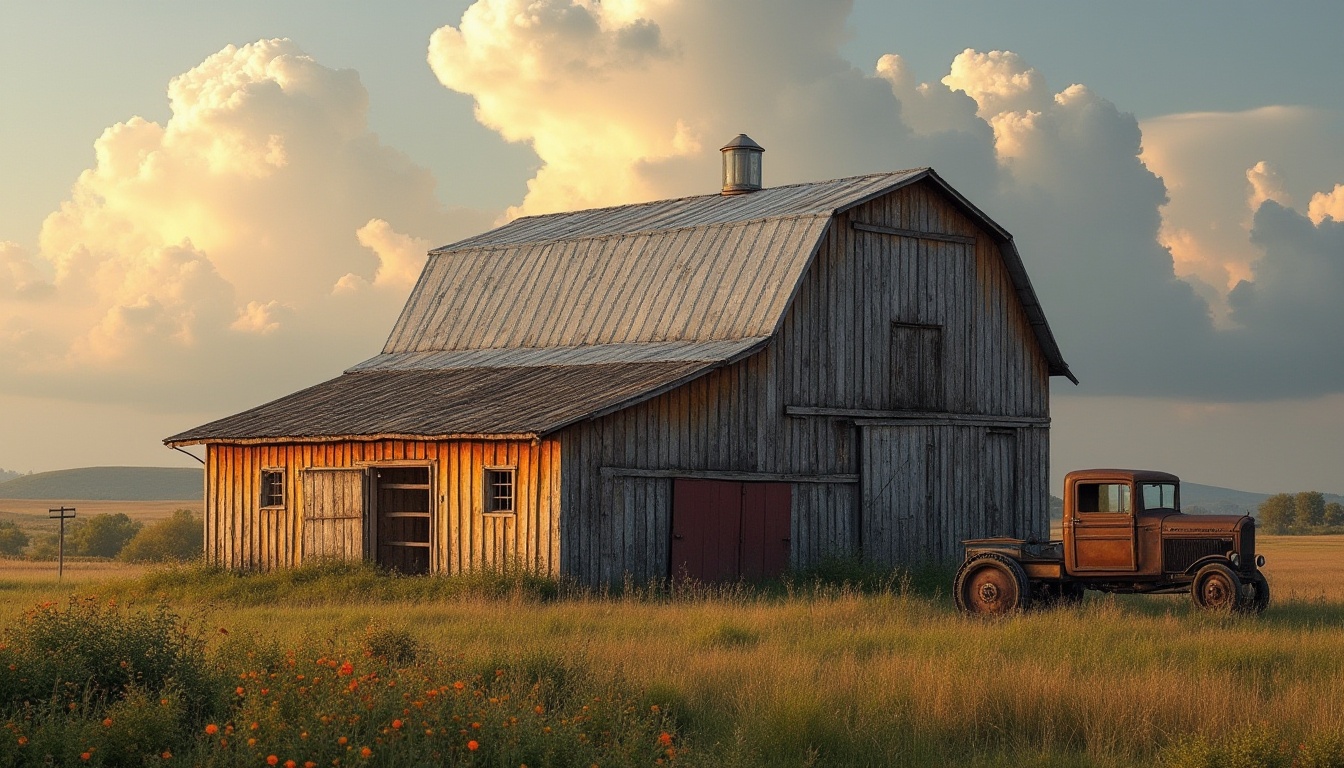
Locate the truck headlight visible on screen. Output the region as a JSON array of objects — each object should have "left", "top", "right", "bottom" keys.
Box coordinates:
[
  {"left": 1256, "top": 555, "right": 1266, "bottom": 567},
  {"left": 1229, "top": 553, "right": 1240, "bottom": 566}
]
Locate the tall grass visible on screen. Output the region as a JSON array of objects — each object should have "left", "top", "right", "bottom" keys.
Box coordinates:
[{"left": 3, "top": 561, "right": 1344, "bottom": 766}]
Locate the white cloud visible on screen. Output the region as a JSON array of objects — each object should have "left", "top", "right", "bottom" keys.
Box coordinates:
[
  {"left": 1308, "top": 184, "right": 1344, "bottom": 224},
  {"left": 0, "top": 39, "right": 487, "bottom": 410},
  {"left": 1246, "top": 160, "right": 1292, "bottom": 210}
]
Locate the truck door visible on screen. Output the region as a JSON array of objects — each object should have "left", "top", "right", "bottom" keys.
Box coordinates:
[{"left": 1070, "top": 481, "right": 1137, "bottom": 571}]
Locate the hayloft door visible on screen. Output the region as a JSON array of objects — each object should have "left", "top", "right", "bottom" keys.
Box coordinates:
[{"left": 301, "top": 468, "right": 366, "bottom": 562}]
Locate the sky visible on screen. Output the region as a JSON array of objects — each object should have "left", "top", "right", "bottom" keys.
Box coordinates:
[{"left": 1, "top": 0, "right": 1342, "bottom": 497}]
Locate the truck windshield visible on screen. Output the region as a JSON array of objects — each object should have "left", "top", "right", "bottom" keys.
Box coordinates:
[{"left": 1140, "top": 483, "right": 1179, "bottom": 511}]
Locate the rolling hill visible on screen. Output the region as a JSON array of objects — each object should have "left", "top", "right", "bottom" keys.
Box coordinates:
[{"left": 0, "top": 466, "right": 202, "bottom": 500}]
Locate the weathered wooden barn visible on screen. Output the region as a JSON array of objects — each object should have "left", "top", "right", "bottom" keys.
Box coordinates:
[{"left": 166, "top": 139, "right": 1073, "bottom": 584}]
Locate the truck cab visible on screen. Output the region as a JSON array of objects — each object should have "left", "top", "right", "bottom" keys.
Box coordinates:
[{"left": 954, "top": 469, "right": 1269, "bottom": 614}]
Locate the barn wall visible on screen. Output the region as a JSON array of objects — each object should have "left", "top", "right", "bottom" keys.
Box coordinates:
[
  {"left": 203, "top": 439, "right": 560, "bottom": 573},
  {"left": 559, "top": 179, "right": 1052, "bottom": 583}
]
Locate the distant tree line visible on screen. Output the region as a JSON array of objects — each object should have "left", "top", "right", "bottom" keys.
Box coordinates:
[
  {"left": 0, "top": 510, "right": 203, "bottom": 562},
  {"left": 1257, "top": 491, "right": 1344, "bottom": 534}
]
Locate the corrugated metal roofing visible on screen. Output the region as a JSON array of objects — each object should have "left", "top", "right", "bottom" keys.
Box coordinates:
[
  {"left": 165, "top": 361, "right": 716, "bottom": 446},
  {"left": 347, "top": 338, "right": 767, "bottom": 372}
]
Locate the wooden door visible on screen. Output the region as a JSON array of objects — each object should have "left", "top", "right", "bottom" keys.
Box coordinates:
[
  {"left": 861, "top": 425, "right": 930, "bottom": 565},
  {"left": 981, "top": 430, "right": 1017, "bottom": 538},
  {"left": 670, "top": 479, "right": 790, "bottom": 582},
  {"left": 374, "top": 466, "right": 432, "bottom": 575},
  {"left": 301, "top": 468, "right": 366, "bottom": 562}
]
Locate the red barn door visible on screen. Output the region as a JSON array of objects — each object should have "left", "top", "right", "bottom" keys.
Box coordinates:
[{"left": 670, "top": 479, "right": 791, "bottom": 582}]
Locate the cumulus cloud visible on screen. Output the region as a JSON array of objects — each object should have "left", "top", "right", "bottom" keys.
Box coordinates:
[
  {"left": 1308, "top": 184, "right": 1344, "bottom": 223},
  {"left": 0, "top": 39, "right": 488, "bottom": 409},
  {"left": 428, "top": 0, "right": 1344, "bottom": 401}
]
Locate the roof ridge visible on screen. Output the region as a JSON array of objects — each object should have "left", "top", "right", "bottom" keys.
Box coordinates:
[{"left": 431, "top": 168, "right": 930, "bottom": 253}]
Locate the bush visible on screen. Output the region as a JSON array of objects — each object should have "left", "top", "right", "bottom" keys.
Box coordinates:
[
  {"left": 0, "top": 520, "right": 28, "bottom": 556},
  {"left": 119, "top": 509, "right": 203, "bottom": 563},
  {"left": 69, "top": 513, "right": 142, "bottom": 558}
]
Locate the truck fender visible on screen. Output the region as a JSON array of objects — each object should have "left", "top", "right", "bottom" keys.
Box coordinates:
[{"left": 1180, "top": 554, "right": 1235, "bottom": 577}]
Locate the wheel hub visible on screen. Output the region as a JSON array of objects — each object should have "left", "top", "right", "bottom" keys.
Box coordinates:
[{"left": 977, "top": 581, "right": 1000, "bottom": 604}]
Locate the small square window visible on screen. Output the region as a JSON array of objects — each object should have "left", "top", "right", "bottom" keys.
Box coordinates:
[
  {"left": 484, "top": 469, "right": 515, "bottom": 515},
  {"left": 261, "top": 469, "right": 285, "bottom": 508}
]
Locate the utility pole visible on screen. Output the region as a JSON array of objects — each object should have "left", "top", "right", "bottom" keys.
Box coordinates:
[{"left": 48, "top": 506, "right": 76, "bottom": 580}]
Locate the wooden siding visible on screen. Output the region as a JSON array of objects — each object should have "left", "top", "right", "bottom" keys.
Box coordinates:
[
  {"left": 203, "top": 439, "right": 559, "bottom": 573},
  {"left": 559, "top": 179, "right": 1052, "bottom": 583}
]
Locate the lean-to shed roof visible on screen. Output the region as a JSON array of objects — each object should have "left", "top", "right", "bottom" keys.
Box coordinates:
[{"left": 166, "top": 168, "right": 1072, "bottom": 447}]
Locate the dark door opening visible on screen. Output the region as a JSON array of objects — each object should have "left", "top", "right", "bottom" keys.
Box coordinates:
[
  {"left": 670, "top": 479, "right": 791, "bottom": 582},
  {"left": 374, "top": 466, "right": 432, "bottom": 575}
]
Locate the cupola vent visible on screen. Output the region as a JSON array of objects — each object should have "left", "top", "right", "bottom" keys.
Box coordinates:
[{"left": 720, "top": 134, "right": 764, "bottom": 195}]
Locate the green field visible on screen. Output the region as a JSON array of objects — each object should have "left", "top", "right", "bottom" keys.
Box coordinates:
[{"left": 1, "top": 538, "right": 1342, "bottom": 767}]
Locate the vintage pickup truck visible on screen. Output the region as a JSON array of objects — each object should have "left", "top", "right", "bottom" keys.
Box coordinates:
[{"left": 953, "top": 469, "right": 1270, "bottom": 615}]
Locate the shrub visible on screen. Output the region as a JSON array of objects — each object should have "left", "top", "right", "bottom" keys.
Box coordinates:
[
  {"left": 119, "top": 509, "right": 203, "bottom": 563},
  {"left": 0, "top": 597, "right": 217, "bottom": 719},
  {"left": 69, "top": 513, "right": 142, "bottom": 558},
  {"left": 0, "top": 520, "right": 28, "bottom": 556}
]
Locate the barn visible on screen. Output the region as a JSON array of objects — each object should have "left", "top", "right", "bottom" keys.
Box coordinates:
[{"left": 165, "top": 136, "right": 1074, "bottom": 584}]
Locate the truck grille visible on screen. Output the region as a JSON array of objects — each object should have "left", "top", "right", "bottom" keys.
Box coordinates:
[{"left": 1164, "top": 538, "right": 1228, "bottom": 574}]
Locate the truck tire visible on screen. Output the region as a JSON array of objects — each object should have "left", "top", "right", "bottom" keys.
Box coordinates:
[
  {"left": 1238, "top": 571, "right": 1270, "bottom": 614},
  {"left": 1191, "top": 562, "right": 1241, "bottom": 612},
  {"left": 954, "top": 553, "right": 1031, "bottom": 615}
]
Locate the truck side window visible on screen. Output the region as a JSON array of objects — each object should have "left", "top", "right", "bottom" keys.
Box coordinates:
[
  {"left": 1077, "top": 483, "right": 1132, "bottom": 514},
  {"left": 1141, "top": 483, "right": 1178, "bottom": 511}
]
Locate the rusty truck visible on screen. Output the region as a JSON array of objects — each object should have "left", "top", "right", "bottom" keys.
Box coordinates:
[{"left": 953, "top": 469, "right": 1270, "bottom": 615}]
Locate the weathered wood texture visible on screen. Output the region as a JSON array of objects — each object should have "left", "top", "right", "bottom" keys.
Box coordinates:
[
  {"left": 559, "top": 180, "right": 1051, "bottom": 582},
  {"left": 203, "top": 439, "right": 560, "bottom": 573}
]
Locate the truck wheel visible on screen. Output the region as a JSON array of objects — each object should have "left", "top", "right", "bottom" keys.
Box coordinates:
[
  {"left": 1238, "top": 571, "right": 1270, "bottom": 614},
  {"left": 1191, "top": 562, "right": 1241, "bottom": 612},
  {"left": 954, "top": 553, "right": 1031, "bottom": 615}
]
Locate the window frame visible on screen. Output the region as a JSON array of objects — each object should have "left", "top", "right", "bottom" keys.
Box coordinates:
[
  {"left": 260, "top": 468, "right": 286, "bottom": 509},
  {"left": 1075, "top": 482, "right": 1132, "bottom": 515},
  {"left": 482, "top": 466, "right": 516, "bottom": 517}
]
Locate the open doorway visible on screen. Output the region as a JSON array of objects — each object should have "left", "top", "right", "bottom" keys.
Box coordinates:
[{"left": 373, "top": 466, "right": 432, "bottom": 575}]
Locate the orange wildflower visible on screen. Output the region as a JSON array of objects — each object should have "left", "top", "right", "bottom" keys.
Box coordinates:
[
  {"left": 266, "top": 756, "right": 278, "bottom": 766},
  {"left": 658, "top": 732, "right": 674, "bottom": 747},
  {"left": 81, "top": 752, "right": 92, "bottom": 761},
  {"left": 285, "top": 761, "right": 296, "bottom": 768},
  {"left": 467, "top": 740, "right": 479, "bottom": 751},
  {"left": 205, "top": 724, "right": 219, "bottom": 736},
  {"left": 161, "top": 751, "right": 172, "bottom": 760},
  {"left": 338, "top": 736, "right": 348, "bottom": 746},
  {"left": 17, "top": 736, "right": 28, "bottom": 746},
  {"left": 236, "top": 687, "right": 245, "bottom": 696},
  {"left": 453, "top": 681, "right": 465, "bottom": 691},
  {"left": 360, "top": 747, "right": 372, "bottom": 758},
  {"left": 102, "top": 718, "right": 113, "bottom": 727},
  {"left": 338, "top": 662, "right": 354, "bottom": 676},
  {"left": 391, "top": 719, "right": 403, "bottom": 730}
]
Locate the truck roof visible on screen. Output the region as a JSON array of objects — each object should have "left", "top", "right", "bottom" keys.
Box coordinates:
[{"left": 1065, "top": 468, "right": 1181, "bottom": 484}]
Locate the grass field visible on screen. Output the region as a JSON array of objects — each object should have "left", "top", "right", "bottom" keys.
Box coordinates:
[
  {"left": 1, "top": 536, "right": 1342, "bottom": 766},
  {"left": 0, "top": 498, "right": 201, "bottom": 536}
]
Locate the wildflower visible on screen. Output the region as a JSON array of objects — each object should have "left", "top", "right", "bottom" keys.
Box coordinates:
[
  {"left": 161, "top": 751, "right": 172, "bottom": 760},
  {"left": 81, "top": 752, "right": 92, "bottom": 761},
  {"left": 453, "top": 681, "right": 465, "bottom": 691},
  {"left": 534, "top": 706, "right": 544, "bottom": 715},
  {"left": 659, "top": 732, "right": 673, "bottom": 747},
  {"left": 267, "top": 756, "right": 279, "bottom": 766},
  {"left": 160, "top": 698, "right": 169, "bottom": 706},
  {"left": 360, "top": 747, "right": 372, "bottom": 758},
  {"left": 205, "top": 724, "right": 219, "bottom": 736},
  {"left": 338, "top": 737, "right": 348, "bottom": 746},
  {"left": 247, "top": 738, "right": 257, "bottom": 747},
  {"left": 650, "top": 705, "right": 660, "bottom": 713},
  {"left": 102, "top": 718, "right": 113, "bottom": 727},
  {"left": 17, "top": 736, "right": 28, "bottom": 746},
  {"left": 338, "top": 662, "right": 354, "bottom": 676},
  {"left": 236, "top": 687, "right": 246, "bottom": 696},
  {"left": 285, "top": 761, "right": 296, "bottom": 768},
  {"left": 391, "top": 719, "right": 403, "bottom": 730},
  {"left": 467, "top": 740, "right": 479, "bottom": 751}
]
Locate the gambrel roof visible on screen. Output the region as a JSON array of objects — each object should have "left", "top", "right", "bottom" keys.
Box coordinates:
[{"left": 166, "top": 169, "right": 1072, "bottom": 447}]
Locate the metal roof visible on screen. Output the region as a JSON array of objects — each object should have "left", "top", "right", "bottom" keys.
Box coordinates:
[
  {"left": 167, "top": 168, "right": 1073, "bottom": 446},
  {"left": 164, "top": 360, "right": 723, "bottom": 447}
]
